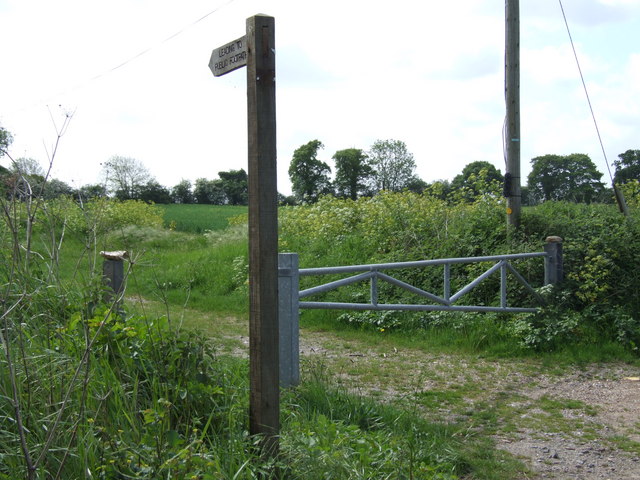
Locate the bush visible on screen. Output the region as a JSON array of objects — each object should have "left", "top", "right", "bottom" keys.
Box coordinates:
[
  {"left": 522, "top": 202, "right": 640, "bottom": 314},
  {"left": 46, "top": 196, "right": 164, "bottom": 235}
]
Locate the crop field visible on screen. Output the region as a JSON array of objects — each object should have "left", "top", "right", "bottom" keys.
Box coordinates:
[{"left": 159, "top": 203, "right": 247, "bottom": 233}]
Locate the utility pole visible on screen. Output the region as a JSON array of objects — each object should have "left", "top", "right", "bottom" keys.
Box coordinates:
[{"left": 505, "top": 0, "right": 521, "bottom": 228}]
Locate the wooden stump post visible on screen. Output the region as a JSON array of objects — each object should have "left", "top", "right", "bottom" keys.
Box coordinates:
[{"left": 100, "top": 250, "right": 128, "bottom": 309}]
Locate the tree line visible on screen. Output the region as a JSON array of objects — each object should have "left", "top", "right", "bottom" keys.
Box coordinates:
[
  {"left": 0, "top": 152, "right": 250, "bottom": 207},
  {"left": 2, "top": 123, "right": 638, "bottom": 206},
  {"left": 288, "top": 138, "right": 640, "bottom": 206},
  {"left": 288, "top": 139, "right": 424, "bottom": 203},
  {"left": 99, "top": 156, "right": 250, "bottom": 205}
]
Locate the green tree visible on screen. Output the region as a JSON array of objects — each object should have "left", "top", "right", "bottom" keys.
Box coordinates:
[
  {"left": 139, "top": 180, "right": 172, "bottom": 204},
  {"left": 41, "top": 178, "right": 75, "bottom": 200},
  {"left": 77, "top": 183, "right": 108, "bottom": 201},
  {"left": 218, "top": 169, "right": 248, "bottom": 205},
  {"left": 0, "top": 125, "right": 13, "bottom": 196},
  {"left": 194, "top": 178, "right": 211, "bottom": 204},
  {"left": 102, "top": 155, "right": 151, "bottom": 200},
  {"left": 367, "top": 139, "right": 416, "bottom": 192},
  {"left": 613, "top": 149, "right": 640, "bottom": 184},
  {"left": 333, "top": 148, "right": 373, "bottom": 200},
  {"left": 11, "top": 157, "right": 46, "bottom": 178},
  {"left": 0, "top": 124, "right": 12, "bottom": 157},
  {"left": 450, "top": 161, "right": 504, "bottom": 202},
  {"left": 194, "top": 178, "right": 226, "bottom": 205},
  {"left": 171, "top": 179, "right": 194, "bottom": 204},
  {"left": 527, "top": 153, "right": 605, "bottom": 204},
  {"left": 3, "top": 157, "right": 47, "bottom": 200},
  {"left": 423, "top": 179, "right": 452, "bottom": 200},
  {"left": 278, "top": 192, "right": 296, "bottom": 206},
  {"left": 405, "top": 176, "right": 428, "bottom": 194},
  {"left": 288, "top": 140, "right": 332, "bottom": 203}
]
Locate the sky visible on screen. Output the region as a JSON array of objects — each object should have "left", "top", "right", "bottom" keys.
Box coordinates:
[{"left": 1, "top": 0, "right": 639, "bottom": 195}]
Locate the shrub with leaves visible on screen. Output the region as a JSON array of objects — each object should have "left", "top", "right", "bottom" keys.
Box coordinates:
[{"left": 337, "top": 310, "right": 417, "bottom": 332}]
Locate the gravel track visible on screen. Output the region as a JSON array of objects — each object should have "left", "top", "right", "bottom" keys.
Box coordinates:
[{"left": 294, "top": 331, "right": 640, "bottom": 480}]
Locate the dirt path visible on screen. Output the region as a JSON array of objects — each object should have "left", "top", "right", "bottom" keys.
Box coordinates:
[{"left": 290, "top": 330, "right": 640, "bottom": 480}]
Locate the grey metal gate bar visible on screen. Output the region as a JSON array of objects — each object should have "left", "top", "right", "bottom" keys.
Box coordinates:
[{"left": 298, "top": 252, "right": 548, "bottom": 313}]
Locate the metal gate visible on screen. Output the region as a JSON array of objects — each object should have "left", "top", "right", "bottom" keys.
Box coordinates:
[{"left": 277, "top": 237, "right": 563, "bottom": 386}]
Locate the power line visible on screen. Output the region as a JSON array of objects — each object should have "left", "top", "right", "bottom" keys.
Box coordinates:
[
  {"left": 558, "top": 0, "right": 615, "bottom": 184},
  {"left": 558, "top": 0, "right": 630, "bottom": 216},
  {"left": 89, "top": 0, "right": 237, "bottom": 82},
  {"left": 9, "top": 0, "right": 237, "bottom": 115}
]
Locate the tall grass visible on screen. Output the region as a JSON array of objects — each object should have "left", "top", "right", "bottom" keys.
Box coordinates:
[
  {"left": 104, "top": 223, "right": 250, "bottom": 314},
  {"left": 0, "top": 191, "right": 259, "bottom": 478}
]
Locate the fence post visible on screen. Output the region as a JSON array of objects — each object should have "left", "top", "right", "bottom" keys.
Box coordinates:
[
  {"left": 544, "top": 236, "right": 563, "bottom": 285},
  {"left": 100, "top": 250, "right": 128, "bottom": 310},
  {"left": 278, "top": 253, "right": 300, "bottom": 387}
]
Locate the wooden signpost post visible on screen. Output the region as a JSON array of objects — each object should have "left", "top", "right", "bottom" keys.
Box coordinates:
[{"left": 209, "top": 15, "right": 279, "bottom": 457}]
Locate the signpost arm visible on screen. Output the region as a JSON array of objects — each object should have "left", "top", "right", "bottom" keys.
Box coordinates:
[{"left": 246, "top": 14, "right": 279, "bottom": 457}]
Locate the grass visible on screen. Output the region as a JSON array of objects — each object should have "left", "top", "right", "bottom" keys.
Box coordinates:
[
  {"left": 294, "top": 328, "right": 631, "bottom": 477},
  {"left": 51, "top": 220, "right": 250, "bottom": 315},
  {"left": 108, "top": 201, "right": 640, "bottom": 478},
  {"left": 290, "top": 309, "right": 640, "bottom": 469},
  {"left": 610, "top": 435, "right": 640, "bottom": 455},
  {"left": 118, "top": 294, "right": 541, "bottom": 478},
  {"left": 123, "top": 292, "right": 621, "bottom": 476},
  {"left": 298, "top": 309, "right": 640, "bottom": 364},
  {"left": 126, "top": 296, "right": 249, "bottom": 354},
  {"left": 284, "top": 368, "right": 531, "bottom": 479}
]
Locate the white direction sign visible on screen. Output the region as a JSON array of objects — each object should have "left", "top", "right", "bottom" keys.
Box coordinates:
[{"left": 209, "top": 35, "right": 247, "bottom": 77}]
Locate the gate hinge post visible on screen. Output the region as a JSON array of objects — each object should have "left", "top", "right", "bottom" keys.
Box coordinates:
[{"left": 544, "top": 236, "right": 563, "bottom": 285}]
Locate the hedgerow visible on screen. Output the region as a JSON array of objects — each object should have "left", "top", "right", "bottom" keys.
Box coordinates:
[{"left": 280, "top": 192, "right": 640, "bottom": 352}]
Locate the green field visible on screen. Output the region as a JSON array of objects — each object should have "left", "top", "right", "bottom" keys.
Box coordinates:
[{"left": 159, "top": 203, "right": 247, "bottom": 233}]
